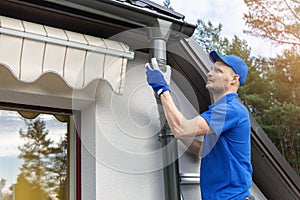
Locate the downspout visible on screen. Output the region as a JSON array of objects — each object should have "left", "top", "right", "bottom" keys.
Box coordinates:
[{"left": 147, "top": 19, "right": 181, "bottom": 200}]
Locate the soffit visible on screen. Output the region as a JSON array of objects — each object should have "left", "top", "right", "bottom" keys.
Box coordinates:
[{"left": 0, "top": 15, "right": 134, "bottom": 94}]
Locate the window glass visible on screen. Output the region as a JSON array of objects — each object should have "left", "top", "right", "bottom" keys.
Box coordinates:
[{"left": 0, "top": 108, "right": 75, "bottom": 200}]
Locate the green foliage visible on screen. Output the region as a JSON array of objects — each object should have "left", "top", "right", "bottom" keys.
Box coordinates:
[
  {"left": 244, "top": 0, "right": 300, "bottom": 46},
  {"left": 193, "top": 19, "right": 229, "bottom": 54},
  {"left": 262, "top": 101, "right": 300, "bottom": 174},
  {"left": 269, "top": 47, "right": 300, "bottom": 106},
  {"left": 18, "top": 119, "right": 53, "bottom": 184},
  {"left": 163, "top": 0, "right": 173, "bottom": 10}
]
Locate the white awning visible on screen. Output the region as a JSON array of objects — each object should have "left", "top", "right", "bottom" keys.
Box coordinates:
[{"left": 0, "top": 15, "right": 134, "bottom": 94}]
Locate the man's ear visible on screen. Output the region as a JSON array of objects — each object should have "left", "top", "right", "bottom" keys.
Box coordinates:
[{"left": 232, "top": 74, "right": 240, "bottom": 85}]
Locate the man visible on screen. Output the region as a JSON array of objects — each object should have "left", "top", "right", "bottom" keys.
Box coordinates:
[{"left": 146, "top": 50, "right": 253, "bottom": 200}]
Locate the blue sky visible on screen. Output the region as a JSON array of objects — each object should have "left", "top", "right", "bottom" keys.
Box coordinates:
[{"left": 0, "top": 110, "right": 67, "bottom": 192}]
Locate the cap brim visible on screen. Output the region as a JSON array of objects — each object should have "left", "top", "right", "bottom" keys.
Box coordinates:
[{"left": 209, "top": 50, "right": 223, "bottom": 63}]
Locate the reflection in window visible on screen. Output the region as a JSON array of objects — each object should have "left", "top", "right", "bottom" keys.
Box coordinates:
[{"left": 0, "top": 109, "right": 74, "bottom": 200}]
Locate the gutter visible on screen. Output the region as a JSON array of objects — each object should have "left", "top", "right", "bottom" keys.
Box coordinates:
[{"left": 43, "top": 0, "right": 196, "bottom": 38}]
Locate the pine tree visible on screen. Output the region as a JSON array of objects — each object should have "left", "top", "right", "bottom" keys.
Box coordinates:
[
  {"left": 163, "top": 0, "right": 173, "bottom": 10},
  {"left": 18, "top": 118, "right": 68, "bottom": 199},
  {"left": 244, "top": 0, "right": 300, "bottom": 46},
  {"left": 18, "top": 119, "right": 53, "bottom": 187}
]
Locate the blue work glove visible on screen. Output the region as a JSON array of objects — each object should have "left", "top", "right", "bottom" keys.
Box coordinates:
[{"left": 145, "top": 58, "right": 171, "bottom": 97}]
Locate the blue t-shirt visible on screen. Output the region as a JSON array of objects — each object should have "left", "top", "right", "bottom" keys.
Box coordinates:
[{"left": 200, "top": 93, "right": 252, "bottom": 200}]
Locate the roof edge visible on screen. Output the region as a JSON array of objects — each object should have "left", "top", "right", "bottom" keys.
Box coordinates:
[{"left": 45, "top": 0, "right": 196, "bottom": 37}]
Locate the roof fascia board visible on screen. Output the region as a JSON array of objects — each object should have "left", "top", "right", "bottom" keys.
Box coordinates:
[
  {"left": 43, "top": 0, "right": 196, "bottom": 38},
  {"left": 44, "top": 0, "right": 147, "bottom": 27},
  {"left": 115, "top": 0, "right": 185, "bottom": 20},
  {"left": 0, "top": 0, "right": 141, "bottom": 38},
  {"left": 1, "top": 0, "right": 196, "bottom": 40}
]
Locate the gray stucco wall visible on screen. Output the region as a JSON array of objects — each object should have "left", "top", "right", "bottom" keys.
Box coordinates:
[
  {"left": 80, "top": 51, "right": 203, "bottom": 200},
  {"left": 81, "top": 52, "right": 165, "bottom": 200}
]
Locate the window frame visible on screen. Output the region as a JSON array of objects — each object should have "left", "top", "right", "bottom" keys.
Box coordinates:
[{"left": 0, "top": 102, "right": 81, "bottom": 200}]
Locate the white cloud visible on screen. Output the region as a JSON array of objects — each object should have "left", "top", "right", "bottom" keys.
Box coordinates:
[
  {"left": 0, "top": 132, "right": 24, "bottom": 157},
  {"left": 0, "top": 111, "right": 67, "bottom": 157}
]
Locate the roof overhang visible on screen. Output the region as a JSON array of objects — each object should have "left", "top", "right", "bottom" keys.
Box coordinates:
[{"left": 0, "top": 0, "right": 196, "bottom": 40}]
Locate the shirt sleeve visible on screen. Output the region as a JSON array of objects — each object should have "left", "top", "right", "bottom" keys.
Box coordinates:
[{"left": 200, "top": 103, "right": 238, "bottom": 136}]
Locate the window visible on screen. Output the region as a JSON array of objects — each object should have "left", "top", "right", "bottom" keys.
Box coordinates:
[{"left": 0, "top": 103, "right": 80, "bottom": 200}]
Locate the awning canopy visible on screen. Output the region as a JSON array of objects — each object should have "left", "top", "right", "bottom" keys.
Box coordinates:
[{"left": 0, "top": 15, "right": 134, "bottom": 94}]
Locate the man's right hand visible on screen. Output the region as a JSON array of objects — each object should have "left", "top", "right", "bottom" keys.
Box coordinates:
[{"left": 145, "top": 58, "right": 171, "bottom": 97}]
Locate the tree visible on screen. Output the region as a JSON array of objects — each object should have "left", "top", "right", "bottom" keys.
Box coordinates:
[
  {"left": 269, "top": 48, "right": 300, "bottom": 106},
  {"left": 243, "top": 1, "right": 300, "bottom": 174},
  {"left": 193, "top": 19, "right": 229, "bottom": 54},
  {"left": 18, "top": 118, "right": 68, "bottom": 199},
  {"left": 18, "top": 119, "right": 53, "bottom": 188},
  {"left": 243, "top": 0, "right": 300, "bottom": 105},
  {"left": 239, "top": 57, "right": 273, "bottom": 120},
  {"left": 14, "top": 173, "right": 49, "bottom": 200},
  {"left": 244, "top": 0, "right": 300, "bottom": 46},
  {"left": 0, "top": 178, "right": 6, "bottom": 200},
  {"left": 163, "top": 0, "right": 173, "bottom": 10},
  {"left": 262, "top": 101, "right": 300, "bottom": 174},
  {"left": 49, "top": 133, "right": 68, "bottom": 199}
]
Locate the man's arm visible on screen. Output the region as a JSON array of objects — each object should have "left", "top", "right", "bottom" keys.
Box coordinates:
[
  {"left": 180, "top": 137, "right": 203, "bottom": 158},
  {"left": 145, "top": 58, "right": 213, "bottom": 138},
  {"left": 160, "top": 91, "right": 213, "bottom": 138}
]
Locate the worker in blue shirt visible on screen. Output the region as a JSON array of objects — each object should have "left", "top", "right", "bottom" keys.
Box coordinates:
[{"left": 146, "top": 50, "right": 254, "bottom": 200}]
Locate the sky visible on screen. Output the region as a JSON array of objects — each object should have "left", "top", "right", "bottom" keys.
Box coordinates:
[{"left": 151, "top": 0, "right": 282, "bottom": 58}]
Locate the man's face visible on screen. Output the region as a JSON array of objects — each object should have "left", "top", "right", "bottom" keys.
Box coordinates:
[{"left": 206, "top": 61, "right": 237, "bottom": 93}]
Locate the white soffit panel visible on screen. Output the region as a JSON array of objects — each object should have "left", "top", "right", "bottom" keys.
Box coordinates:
[{"left": 0, "top": 15, "right": 134, "bottom": 94}]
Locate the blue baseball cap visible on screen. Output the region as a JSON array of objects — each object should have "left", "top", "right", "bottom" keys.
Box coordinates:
[{"left": 209, "top": 50, "right": 248, "bottom": 85}]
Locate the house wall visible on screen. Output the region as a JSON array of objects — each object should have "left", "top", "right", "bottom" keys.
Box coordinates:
[
  {"left": 92, "top": 52, "right": 165, "bottom": 199},
  {"left": 87, "top": 51, "right": 203, "bottom": 200},
  {"left": 0, "top": 49, "right": 267, "bottom": 199},
  {"left": 81, "top": 102, "right": 97, "bottom": 200}
]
